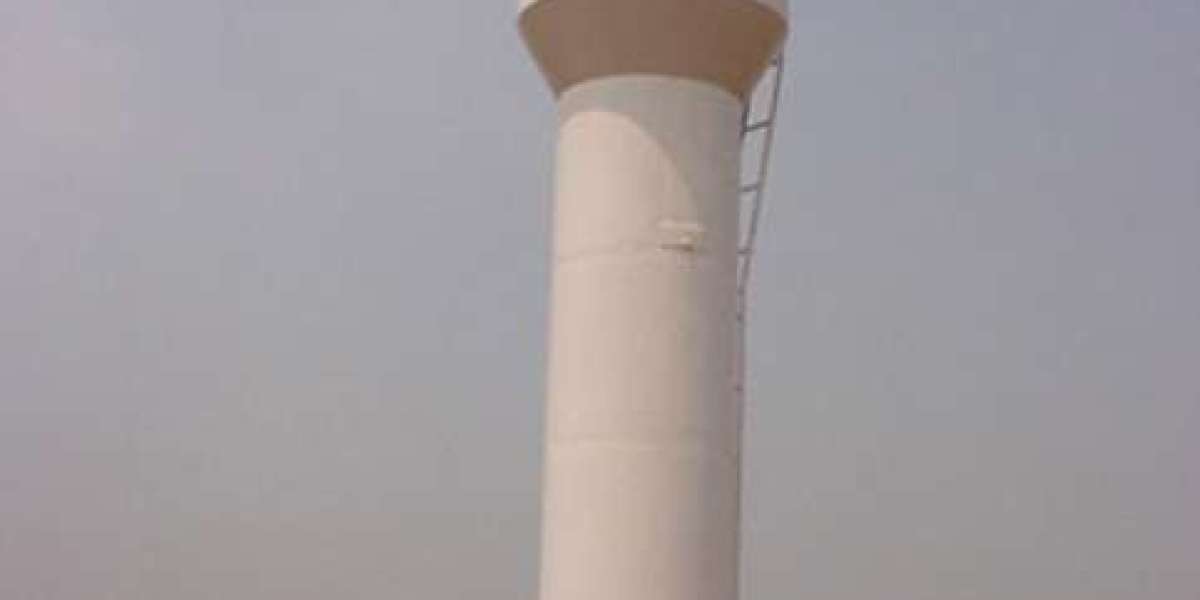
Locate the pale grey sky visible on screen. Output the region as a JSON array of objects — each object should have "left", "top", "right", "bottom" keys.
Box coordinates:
[{"left": 2, "top": 1, "right": 1198, "bottom": 598}]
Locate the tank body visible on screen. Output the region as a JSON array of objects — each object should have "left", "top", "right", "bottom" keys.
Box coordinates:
[{"left": 519, "top": 2, "right": 787, "bottom": 600}]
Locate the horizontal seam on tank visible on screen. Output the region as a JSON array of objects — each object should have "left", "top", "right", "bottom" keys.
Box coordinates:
[
  {"left": 553, "top": 244, "right": 724, "bottom": 265},
  {"left": 546, "top": 438, "right": 740, "bottom": 463}
]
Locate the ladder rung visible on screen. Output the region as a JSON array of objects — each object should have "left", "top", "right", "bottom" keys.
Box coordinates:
[
  {"left": 739, "top": 183, "right": 761, "bottom": 194},
  {"left": 744, "top": 120, "right": 772, "bottom": 133},
  {"left": 738, "top": 247, "right": 753, "bottom": 256}
]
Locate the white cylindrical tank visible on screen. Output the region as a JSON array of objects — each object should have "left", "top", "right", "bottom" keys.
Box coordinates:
[{"left": 520, "top": 2, "right": 787, "bottom": 600}]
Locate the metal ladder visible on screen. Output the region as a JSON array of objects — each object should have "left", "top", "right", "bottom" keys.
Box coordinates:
[
  {"left": 734, "top": 53, "right": 785, "bottom": 398},
  {"left": 732, "top": 53, "right": 785, "bottom": 579}
]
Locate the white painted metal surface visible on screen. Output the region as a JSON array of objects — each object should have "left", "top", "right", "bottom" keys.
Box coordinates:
[{"left": 542, "top": 76, "right": 744, "bottom": 600}]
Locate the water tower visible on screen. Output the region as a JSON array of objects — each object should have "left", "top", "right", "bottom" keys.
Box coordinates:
[{"left": 519, "top": 1, "right": 788, "bottom": 599}]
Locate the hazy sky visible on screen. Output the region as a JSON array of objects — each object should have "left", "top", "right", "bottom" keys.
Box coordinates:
[{"left": 2, "top": 1, "right": 1197, "bottom": 598}]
